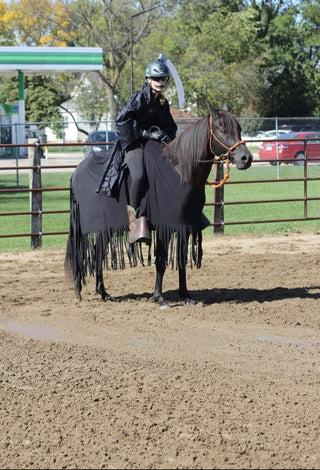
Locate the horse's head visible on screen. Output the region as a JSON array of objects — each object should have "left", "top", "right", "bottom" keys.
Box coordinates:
[
  {"left": 163, "top": 103, "right": 252, "bottom": 188},
  {"left": 209, "top": 103, "right": 253, "bottom": 170}
]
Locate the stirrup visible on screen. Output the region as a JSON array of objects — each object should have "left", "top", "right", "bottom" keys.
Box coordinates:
[{"left": 129, "top": 216, "right": 151, "bottom": 245}]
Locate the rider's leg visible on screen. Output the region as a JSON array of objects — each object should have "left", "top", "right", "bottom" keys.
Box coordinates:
[
  {"left": 124, "top": 148, "right": 151, "bottom": 244},
  {"left": 125, "top": 148, "right": 145, "bottom": 213}
]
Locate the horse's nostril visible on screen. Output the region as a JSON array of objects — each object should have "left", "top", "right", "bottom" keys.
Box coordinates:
[
  {"left": 242, "top": 152, "right": 253, "bottom": 161},
  {"left": 240, "top": 153, "right": 253, "bottom": 169}
]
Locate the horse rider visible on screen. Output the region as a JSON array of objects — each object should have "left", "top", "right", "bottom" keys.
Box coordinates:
[{"left": 115, "top": 58, "right": 177, "bottom": 244}]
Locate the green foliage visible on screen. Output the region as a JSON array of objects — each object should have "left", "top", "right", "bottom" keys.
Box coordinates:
[
  {"left": 256, "top": 1, "right": 320, "bottom": 116},
  {"left": 135, "top": 0, "right": 320, "bottom": 117},
  {"left": 0, "top": 0, "right": 16, "bottom": 45},
  {"left": 0, "top": 75, "right": 67, "bottom": 125},
  {"left": 73, "top": 74, "right": 109, "bottom": 121},
  {"left": 135, "top": 4, "right": 262, "bottom": 115},
  {"left": 0, "top": 0, "right": 319, "bottom": 119}
]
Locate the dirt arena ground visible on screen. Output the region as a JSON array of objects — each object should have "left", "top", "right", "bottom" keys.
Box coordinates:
[{"left": 1, "top": 232, "right": 320, "bottom": 469}]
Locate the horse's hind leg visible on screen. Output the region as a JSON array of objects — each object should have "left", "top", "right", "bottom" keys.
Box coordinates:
[
  {"left": 95, "top": 271, "right": 110, "bottom": 302},
  {"left": 94, "top": 249, "right": 110, "bottom": 302},
  {"left": 72, "top": 276, "right": 82, "bottom": 301},
  {"left": 179, "top": 267, "right": 197, "bottom": 306},
  {"left": 64, "top": 239, "right": 82, "bottom": 301}
]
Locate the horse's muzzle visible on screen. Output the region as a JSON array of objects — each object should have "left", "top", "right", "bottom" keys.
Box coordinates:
[{"left": 231, "top": 145, "right": 253, "bottom": 170}]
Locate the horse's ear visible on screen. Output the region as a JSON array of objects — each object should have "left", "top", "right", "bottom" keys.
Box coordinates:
[{"left": 222, "top": 102, "right": 230, "bottom": 112}]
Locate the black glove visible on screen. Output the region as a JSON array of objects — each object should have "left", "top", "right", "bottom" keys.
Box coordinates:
[
  {"left": 142, "top": 129, "right": 162, "bottom": 140},
  {"left": 142, "top": 129, "right": 171, "bottom": 144}
]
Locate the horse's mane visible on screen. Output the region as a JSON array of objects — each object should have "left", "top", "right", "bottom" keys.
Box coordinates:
[{"left": 163, "top": 108, "right": 241, "bottom": 184}]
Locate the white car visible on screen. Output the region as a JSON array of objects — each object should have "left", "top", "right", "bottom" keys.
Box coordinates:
[
  {"left": 242, "top": 129, "right": 292, "bottom": 144},
  {"left": 256, "top": 129, "right": 292, "bottom": 140}
]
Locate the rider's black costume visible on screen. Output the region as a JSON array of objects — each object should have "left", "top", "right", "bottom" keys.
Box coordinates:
[{"left": 115, "top": 77, "right": 177, "bottom": 244}]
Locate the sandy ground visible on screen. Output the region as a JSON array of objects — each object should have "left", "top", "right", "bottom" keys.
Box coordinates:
[{"left": 1, "top": 232, "right": 320, "bottom": 469}]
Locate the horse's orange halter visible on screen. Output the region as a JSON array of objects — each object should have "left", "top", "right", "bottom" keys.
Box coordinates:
[{"left": 207, "top": 113, "right": 246, "bottom": 189}]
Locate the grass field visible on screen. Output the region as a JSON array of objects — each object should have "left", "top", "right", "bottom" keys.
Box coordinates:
[
  {"left": 203, "top": 162, "right": 320, "bottom": 235},
  {"left": 1, "top": 163, "right": 320, "bottom": 251}
]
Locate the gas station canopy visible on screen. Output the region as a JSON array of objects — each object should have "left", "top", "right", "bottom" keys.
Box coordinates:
[
  {"left": 0, "top": 46, "right": 103, "bottom": 75},
  {"left": 0, "top": 46, "right": 103, "bottom": 151}
]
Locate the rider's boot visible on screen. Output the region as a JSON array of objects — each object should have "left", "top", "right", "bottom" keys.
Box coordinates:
[{"left": 126, "top": 205, "right": 151, "bottom": 245}]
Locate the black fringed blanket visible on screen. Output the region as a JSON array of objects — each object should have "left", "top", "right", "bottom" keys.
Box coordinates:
[{"left": 66, "top": 140, "right": 209, "bottom": 279}]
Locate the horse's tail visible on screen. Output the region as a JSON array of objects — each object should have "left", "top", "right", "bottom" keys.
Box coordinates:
[{"left": 64, "top": 179, "right": 87, "bottom": 299}]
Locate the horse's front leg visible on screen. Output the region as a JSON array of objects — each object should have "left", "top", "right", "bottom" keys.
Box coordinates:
[
  {"left": 179, "top": 267, "right": 197, "bottom": 306},
  {"left": 153, "top": 265, "right": 171, "bottom": 308},
  {"left": 153, "top": 236, "right": 171, "bottom": 308}
]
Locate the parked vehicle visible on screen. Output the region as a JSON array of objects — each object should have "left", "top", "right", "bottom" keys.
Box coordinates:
[
  {"left": 242, "top": 129, "right": 292, "bottom": 144},
  {"left": 258, "top": 131, "right": 320, "bottom": 165},
  {"left": 241, "top": 133, "right": 257, "bottom": 143},
  {"left": 256, "top": 129, "right": 292, "bottom": 140},
  {"left": 83, "top": 130, "right": 116, "bottom": 157}
]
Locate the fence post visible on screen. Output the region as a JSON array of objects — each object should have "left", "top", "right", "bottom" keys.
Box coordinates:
[
  {"left": 28, "top": 139, "right": 42, "bottom": 248},
  {"left": 212, "top": 162, "right": 224, "bottom": 234}
]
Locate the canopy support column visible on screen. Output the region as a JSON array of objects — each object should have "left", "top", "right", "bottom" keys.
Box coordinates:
[{"left": 18, "top": 70, "right": 25, "bottom": 156}]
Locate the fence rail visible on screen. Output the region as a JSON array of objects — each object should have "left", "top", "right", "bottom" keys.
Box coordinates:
[{"left": 1, "top": 138, "right": 320, "bottom": 248}]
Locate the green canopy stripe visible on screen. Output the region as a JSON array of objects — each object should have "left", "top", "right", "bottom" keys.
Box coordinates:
[{"left": 0, "top": 51, "right": 103, "bottom": 65}]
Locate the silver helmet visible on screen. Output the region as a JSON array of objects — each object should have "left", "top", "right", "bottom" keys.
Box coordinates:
[{"left": 145, "top": 60, "right": 170, "bottom": 78}]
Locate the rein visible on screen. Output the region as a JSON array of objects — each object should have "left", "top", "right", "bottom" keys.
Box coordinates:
[{"left": 206, "top": 113, "right": 246, "bottom": 189}]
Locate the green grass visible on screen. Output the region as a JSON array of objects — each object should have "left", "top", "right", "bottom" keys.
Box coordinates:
[
  {"left": 1, "top": 164, "right": 320, "bottom": 252},
  {"left": 0, "top": 172, "right": 73, "bottom": 251},
  {"left": 47, "top": 146, "right": 82, "bottom": 154},
  {"left": 203, "top": 163, "right": 320, "bottom": 235}
]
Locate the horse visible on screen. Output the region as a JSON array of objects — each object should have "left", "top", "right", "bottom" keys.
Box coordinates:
[{"left": 64, "top": 103, "right": 253, "bottom": 308}]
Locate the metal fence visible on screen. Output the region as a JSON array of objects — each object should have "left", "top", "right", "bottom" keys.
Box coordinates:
[
  {"left": 1, "top": 116, "right": 319, "bottom": 151},
  {"left": 1, "top": 136, "right": 320, "bottom": 249}
]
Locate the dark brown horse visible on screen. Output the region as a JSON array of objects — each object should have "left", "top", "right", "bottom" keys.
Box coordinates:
[{"left": 65, "top": 103, "right": 252, "bottom": 307}]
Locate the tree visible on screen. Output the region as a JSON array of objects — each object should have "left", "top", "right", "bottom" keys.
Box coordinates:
[
  {"left": 134, "top": 0, "right": 263, "bottom": 116},
  {"left": 0, "top": 0, "right": 319, "bottom": 122},
  {"left": 0, "top": 0, "right": 78, "bottom": 126},
  {"left": 256, "top": 0, "right": 320, "bottom": 116},
  {"left": 0, "top": 0, "right": 16, "bottom": 45},
  {"left": 0, "top": 75, "right": 69, "bottom": 125},
  {"left": 1, "top": 0, "right": 177, "bottom": 123},
  {"left": 72, "top": 73, "right": 109, "bottom": 124},
  {"left": 8, "top": 0, "right": 76, "bottom": 46},
  {"left": 68, "top": 0, "right": 177, "bottom": 121}
]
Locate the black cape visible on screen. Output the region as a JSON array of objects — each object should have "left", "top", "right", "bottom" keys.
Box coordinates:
[{"left": 67, "top": 140, "right": 210, "bottom": 277}]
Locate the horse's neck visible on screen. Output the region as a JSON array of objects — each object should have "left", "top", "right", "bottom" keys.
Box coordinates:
[
  {"left": 189, "top": 162, "right": 213, "bottom": 190},
  {"left": 171, "top": 157, "right": 212, "bottom": 190}
]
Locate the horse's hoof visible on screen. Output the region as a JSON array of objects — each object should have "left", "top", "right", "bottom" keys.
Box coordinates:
[
  {"left": 183, "top": 298, "right": 197, "bottom": 306},
  {"left": 159, "top": 302, "right": 172, "bottom": 309},
  {"left": 154, "top": 295, "right": 172, "bottom": 309},
  {"left": 100, "top": 293, "right": 111, "bottom": 302}
]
